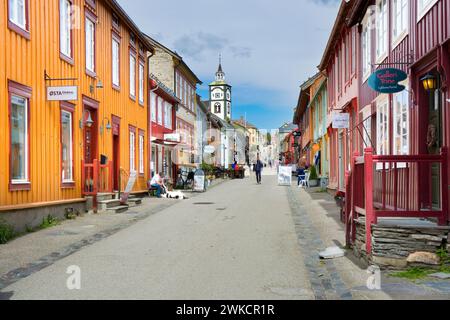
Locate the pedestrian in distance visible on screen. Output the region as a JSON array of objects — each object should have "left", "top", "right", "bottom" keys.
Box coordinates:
[{"left": 255, "top": 156, "right": 264, "bottom": 184}]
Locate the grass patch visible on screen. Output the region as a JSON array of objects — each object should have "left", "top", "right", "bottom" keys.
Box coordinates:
[
  {"left": 39, "top": 215, "right": 59, "bottom": 230},
  {"left": 391, "top": 267, "right": 433, "bottom": 280},
  {"left": 0, "top": 219, "right": 15, "bottom": 244}
]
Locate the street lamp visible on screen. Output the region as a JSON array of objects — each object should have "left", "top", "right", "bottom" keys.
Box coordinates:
[
  {"left": 420, "top": 73, "right": 437, "bottom": 92},
  {"left": 79, "top": 110, "right": 94, "bottom": 129}
]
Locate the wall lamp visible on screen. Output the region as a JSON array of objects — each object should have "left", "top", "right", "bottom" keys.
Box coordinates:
[
  {"left": 420, "top": 73, "right": 437, "bottom": 92},
  {"left": 79, "top": 110, "right": 94, "bottom": 129},
  {"left": 100, "top": 117, "right": 112, "bottom": 135}
]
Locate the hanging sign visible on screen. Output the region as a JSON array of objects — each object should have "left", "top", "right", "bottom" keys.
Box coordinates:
[
  {"left": 47, "top": 86, "right": 78, "bottom": 101},
  {"left": 332, "top": 113, "right": 350, "bottom": 129},
  {"left": 368, "top": 68, "right": 407, "bottom": 94},
  {"left": 164, "top": 133, "right": 181, "bottom": 143}
]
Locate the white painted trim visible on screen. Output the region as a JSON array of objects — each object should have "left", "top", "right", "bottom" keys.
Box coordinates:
[{"left": 417, "top": 0, "right": 439, "bottom": 22}]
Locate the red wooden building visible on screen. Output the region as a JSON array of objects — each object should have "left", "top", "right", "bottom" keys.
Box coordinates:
[{"left": 344, "top": 0, "right": 450, "bottom": 255}]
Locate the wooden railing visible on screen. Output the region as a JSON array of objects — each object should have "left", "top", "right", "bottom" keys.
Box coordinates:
[
  {"left": 81, "top": 160, "right": 113, "bottom": 211},
  {"left": 346, "top": 148, "right": 449, "bottom": 254}
]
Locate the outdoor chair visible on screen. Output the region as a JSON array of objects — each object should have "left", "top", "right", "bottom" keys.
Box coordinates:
[{"left": 299, "top": 171, "right": 310, "bottom": 188}]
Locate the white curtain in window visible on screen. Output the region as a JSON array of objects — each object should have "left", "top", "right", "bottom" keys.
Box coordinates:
[
  {"left": 157, "top": 97, "right": 163, "bottom": 125},
  {"left": 11, "top": 95, "right": 28, "bottom": 182},
  {"left": 60, "top": 0, "right": 71, "bottom": 57},
  {"left": 139, "top": 63, "right": 144, "bottom": 103},
  {"left": 61, "top": 110, "right": 73, "bottom": 182},
  {"left": 130, "top": 132, "right": 136, "bottom": 172},
  {"left": 9, "top": 0, "right": 26, "bottom": 29},
  {"left": 129, "top": 54, "right": 136, "bottom": 96},
  {"left": 150, "top": 92, "right": 157, "bottom": 122},
  {"left": 376, "top": 101, "right": 389, "bottom": 155},
  {"left": 393, "top": 90, "right": 409, "bottom": 155},
  {"left": 139, "top": 135, "right": 144, "bottom": 174},
  {"left": 376, "top": 0, "right": 387, "bottom": 58},
  {"left": 86, "top": 18, "right": 95, "bottom": 72},
  {"left": 112, "top": 38, "right": 120, "bottom": 86}
]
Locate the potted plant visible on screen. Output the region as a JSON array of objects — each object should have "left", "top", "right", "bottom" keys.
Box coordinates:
[{"left": 308, "top": 165, "right": 319, "bottom": 187}]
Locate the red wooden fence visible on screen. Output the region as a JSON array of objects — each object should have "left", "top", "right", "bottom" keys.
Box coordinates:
[
  {"left": 346, "top": 148, "right": 449, "bottom": 254},
  {"left": 81, "top": 159, "right": 113, "bottom": 211}
]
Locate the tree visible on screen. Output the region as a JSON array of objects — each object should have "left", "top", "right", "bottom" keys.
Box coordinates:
[{"left": 266, "top": 132, "right": 272, "bottom": 145}]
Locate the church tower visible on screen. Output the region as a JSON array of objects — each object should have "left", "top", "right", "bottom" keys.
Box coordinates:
[{"left": 209, "top": 55, "right": 232, "bottom": 121}]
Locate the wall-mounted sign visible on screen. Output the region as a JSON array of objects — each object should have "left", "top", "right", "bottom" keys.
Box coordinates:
[
  {"left": 293, "top": 131, "right": 302, "bottom": 137},
  {"left": 164, "top": 133, "right": 181, "bottom": 143},
  {"left": 204, "top": 145, "right": 216, "bottom": 154},
  {"left": 368, "top": 68, "right": 407, "bottom": 94},
  {"left": 47, "top": 86, "right": 78, "bottom": 101},
  {"left": 332, "top": 113, "right": 350, "bottom": 129}
]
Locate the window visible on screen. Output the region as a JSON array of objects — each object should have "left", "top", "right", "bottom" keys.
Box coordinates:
[
  {"left": 8, "top": 0, "right": 27, "bottom": 31},
  {"left": 85, "top": 15, "right": 95, "bottom": 73},
  {"left": 351, "top": 28, "right": 356, "bottom": 75},
  {"left": 10, "top": 94, "right": 29, "bottom": 184},
  {"left": 214, "top": 103, "right": 221, "bottom": 113},
  {"left": 393, "top": 89, "right": 409, "bottom": 155},
  {"left": 138, "top": 62, "right": 144, "bottom": 104},
  {"left": 165, "top": 103, "right": 172, "bottom": 129},
  {"left": 150, "top": 92, "right": 156, "bottom": 122},
  {"left": 362, "top": 16, "right": 372, "bottom": 79},
  {"left": 61, "top": 108, "right": 74, "bottom": 184},
  {"left": 112, "top": 35, "right": 120, "bottom": 87},
  {"left": 139, "top": 132, "right": 144, "bottom": 174},
  {"left": 129, "top": 129, "right": 136, "bottom": 172},
  {"left": 157, "top": 97, "right": 163, "bottom": 125},
  {"left": 376, "top": 0, "right": 388, "bottom": 60},
  {"left": 376, "top": 99, "right": 389, "bottom": 155},
  {"left": 129, "top": 52, "right": 136, "bottom": 98},
  {"left": 60, "top": 0, "right": 72, "bottom": 58},
  {"left": 392, "top": 0, "right": 408, "bottom": 43},
  {"left": 418, "top": 0, "right": 438, "bottom": 19}
]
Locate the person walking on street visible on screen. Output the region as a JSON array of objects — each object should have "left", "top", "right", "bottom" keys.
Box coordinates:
[{"left": 255, "top": 156, "right": 264, "bottom": 184}]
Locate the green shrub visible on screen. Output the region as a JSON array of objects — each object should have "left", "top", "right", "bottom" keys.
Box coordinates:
[
  {"left": 309, "top": 165, "right": 319, "bottom": 180},
  {"left": 39, "top": 215, "right": 59, "bottom": 230},
  {"left": 0, "top": 219, "right": 15, "bottom": 244}
]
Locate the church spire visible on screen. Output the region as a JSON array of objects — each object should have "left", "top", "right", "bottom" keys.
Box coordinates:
[{"left": 216, "top": 54, "right": 225, "bottom": 81}]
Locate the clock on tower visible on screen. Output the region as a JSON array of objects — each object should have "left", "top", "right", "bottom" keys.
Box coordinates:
[{"left": 209, "top": 55, "right": 232, "bottom": 121}]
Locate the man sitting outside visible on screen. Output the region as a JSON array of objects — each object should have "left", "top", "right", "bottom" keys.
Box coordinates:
[{"left": 150, "top": 172, "right": 164, "bottom": 198}]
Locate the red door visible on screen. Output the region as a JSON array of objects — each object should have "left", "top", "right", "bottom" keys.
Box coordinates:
[
  {"left": 83, "top": 107, "right": 98, "bottom": 164},
  {"left": 112, "top": 115, "right": 121, "bottom": 191}
]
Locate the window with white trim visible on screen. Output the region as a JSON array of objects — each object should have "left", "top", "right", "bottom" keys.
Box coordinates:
[
  {"left": 61, "top": 110, "right": 73, "bottom": 182},
  {"left": 138, "top": 62, "right": 144, "bottom": 104},
  {"left": 165, "top": 103, "right": 172, "bottom": 129},
  {"left": 150, "top": 92, "right": 156, "bottom": 122},
  {"left": 376, "top": 0, "right": 388, "bottom": 60},
  {"left": 112, "top": 36, "right": 120, "bottom": 87},
  {"left": 10, "top": 94, "right": 29, "bottom": 183},
  {"left": 362, "top": 15, "right": 371, "bottom": 79},
  {"left": 129, "top": 131, "right": 136, "bottom": 172},
  {"left": 157, "top": 97, "right": 163, "bottom": 125},
  {"left": 85, "top": 16, "right": 95, "bottom": 73},
  {"left": 139, "top": 133, "right": 144, "bottom": 174},
  {"left": 129, "top": 52, "right": 136, "bottom": 97},
  {"left": 9, "top": 0, "right": 27, "bottom": 30},
  {"left": 418, "top": 0, "right": 438, "bottom": 19},
  {"left": 60, "top": 0, "right": 72, "bottom": 58},
  {"left": 393, "top": 89, "right": 409, "bottom": 155},
  {"left": 376, "top": 99, "right": 389, "bottom": 155},
  {"left": 392, "top": 0, "right": 408, "bottom": 42}
]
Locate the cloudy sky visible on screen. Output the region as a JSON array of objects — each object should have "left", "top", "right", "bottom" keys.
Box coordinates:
[{"left": 117, "top": 0, "right": 341, "bottom": 130}]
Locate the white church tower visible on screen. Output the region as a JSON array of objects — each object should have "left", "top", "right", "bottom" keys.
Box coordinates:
[{"left": 209, "top": 55, "right": 232, "bottom": 121}]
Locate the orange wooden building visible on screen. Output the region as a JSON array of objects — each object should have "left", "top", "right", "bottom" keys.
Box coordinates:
[{"left": 0, "top": 0, "right": 154, "bottom": 230}]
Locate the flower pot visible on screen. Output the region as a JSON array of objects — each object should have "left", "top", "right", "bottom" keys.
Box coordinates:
[{"left": 309, "top": 179, "right": 319, "bottom": 187}]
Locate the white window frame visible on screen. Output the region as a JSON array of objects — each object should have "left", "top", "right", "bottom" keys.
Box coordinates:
[
  {"left": 392, "top": 0, "right": 408, "bottom": 48},
  {"left": 129, "top": 52, "right": 136, "bottom": 98},
  {"left": 138, "top": 62, "right": 144, "bottom": 104},
  {"left": 157, "top": 97, "right": 163, "bottom": 125},
  {"left": 362, "top": 12, "right": 372, "bottom": 82},
  {"left": 61, "top": 110, "right": 74, "bottom": 183},
  {"left": 150, "top": 92, "right": 157, "bottom": 122},
  {"left": 376, "top": 97, "right": 390, "bottom": 156},
  {"left": 417, "top": 0, "right": 439, "bottom": 21},
  {"left": 393, "top": 85, "right": 409, "bottom": 156},
  {"left": 60, "top": 0, "right": 72, "bottom": 58},
  {"left": 165, "top": 103, "right": 172, "bottom": 129},
  {"left": 9, "top": 0, "right": 27, "bottom": 30},
  {"left": 10, "top": 94, "right": 29, "bottom": 184},
  {"left": 85, "top": 16, "right": 95, "bottom": 73},
  {"left": 376, "top": 0, "right": 388, "bottom": 62},
  {"left": 130, "top": 131, "right": 136, "bottom": 172},
  {"left": 112, "top": 36, "right": 120, "bottom": 87},
  {"left": 139, "top": 134, "right": 144, "bottom": 174}
]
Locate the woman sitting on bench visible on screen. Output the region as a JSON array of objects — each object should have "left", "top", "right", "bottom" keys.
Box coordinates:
[{"left": 149, "top": 172, "right": 165, "bottom": 198}]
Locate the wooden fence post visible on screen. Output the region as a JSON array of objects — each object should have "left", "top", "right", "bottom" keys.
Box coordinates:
[{"left": 364, "top": 148, "right": 374, "bottom": 255}]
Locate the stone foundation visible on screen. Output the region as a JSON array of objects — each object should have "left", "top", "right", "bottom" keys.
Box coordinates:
[
  {"left": 354, "top": 217, "right": 450, "bottom": 269},
  {"left": 1, "top": 200, "right": 88, "bottom": 233}
]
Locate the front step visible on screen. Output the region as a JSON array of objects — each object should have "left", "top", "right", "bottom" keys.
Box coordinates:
[
  {"left": 127, "top": 198, "right": 142, "bottom": 207},
  {"left": 98, "top": 199, "right": 121, "bottom": 211},
  {"left": 106, "top": 205, "right": 129, "bottom": 214}
]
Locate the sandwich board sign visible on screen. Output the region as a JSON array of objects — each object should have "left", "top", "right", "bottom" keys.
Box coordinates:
[
  {"left": 193, "top": 169, "right": 206, "bottom": 192},
  {"left": 120, "top": 170, "right": 137, "bottom": 204},
  {"left": 278, "top": 166, "right": 292, "bottom": 186}
]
